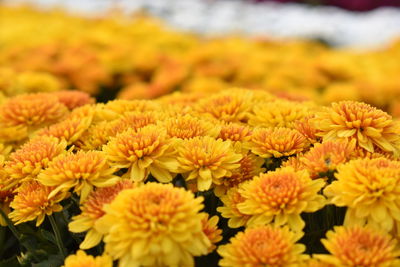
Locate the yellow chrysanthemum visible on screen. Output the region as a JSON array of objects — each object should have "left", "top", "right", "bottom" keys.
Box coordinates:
[
  {"left": 217, "top": 186, "right": 251, "bottom": 228},
  {"left": 248, "top": 127, "right": 309, "bottom": 158},
  {"left": 0, "top": 124, "right": 28, "bottom": 143},
  {"left": 0, "top": 142, "right": 12, "bottom": 161},
  {"left": 9, "top": 181, "right": 68, "bottom": 226},
  {"left": 201, "top": 214, "right": 222, "bottom": 252},
  {"left": 95, "top": 183, "right": 211, "bottom": 267},
  {"left": 3, "top": 136, "right": 67, "bottom": 190},
  {"left": 69, "top": 180, "right": 134, "bottom": 249},
  {"left": 324, "top": 158, "right": 400, "bottom": 232},
  {"left": 162, "top": 114, "right": 220, "bottom": 140},
  {"left": 0, "top": 159, "right": 14, "bottom": 227},
  {"left": 0, "top": 93, "right": 68, "bottom": 130},
  {"left": 63, "top": 250, "right": 113, "bottom": 267},
  {"left": 218, "top": 225, "right": 309, "bottom": 267},
  {"left": 112, "top": 111, "right": 164, "bottom": 134},
  {"left": 248, "top": 100, "right": 311, "bottom": 128},
  {"left": 313, "top": 101, "right": 400, "bottom": 155},
  {"left": 96, "top": 100, "right": 160, "bottom": 121},
  {"left": 299, "top": 139, "right": 356, "bottom": 177},
  {"left": 316, "top": 226, "right": 400, "bottom": 267},
  {"left": 238, "top": 167, "right": 325, "bottom": 230},
  {"left": 76, "top": 120, "right": 119, "bottom": 151},
  {"left": 294, "top": 115, "right": 320, "bottom": 144},
  {"left": 176, "top": 136, "right": 242, "bottom": 191},
  {"left": 11, "top": 71, "right": 62, "bottom": 94},
  {"left": 103, "top": 125, "right": 178, "bottom": 183},
  {"left": 54, "top": 90, "right": 95, "bottom": 110},
  {"left": 38, "top": 151, "right": 119, "bottom": 202},
  {"left": 218, "top": 123, "right": 252, "bottom": 144}
]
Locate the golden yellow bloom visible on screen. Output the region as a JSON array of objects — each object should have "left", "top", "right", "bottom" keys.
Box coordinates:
[
  {"left": 96, "top": 99, "right": 160, "bottom": 121},
  {"left": 324, "top": 158, "right": 400, "bottom": 232},
  {"left": 162, "top": 114, "right": 220, "bottom": 140},
  {"left": 103, "top": 125, "right": 178, "bottom": 183},
  {"left": 218, "top": 123, "right": 252, "bottom": 143},
  {"left": 215, "top": 150, "right": 265, "bottom": 196},
  {"left": 54, "top": 90, "right": 95, "bottom": 110},
  {"left": 177, "top": 136, "right": 242, "bottom": 191},
  {"left": 300, "top": 139, "right": 356, "bottom": 177},
  {"left": 194, "top": 90, "right": 252, "bottom": 123},
  {"left": 0, "top": 158, "right": 14, "bottom": 226},
  {"left": 238, "top": 167, "right": 325, "bottom": 230},
  {"left": 11, "top": 71, "right": 62, "bottom": 94},
  {"left": 0, "top": 143, "right": 12, "bottom": 161},
  {"left": 281, "top": 155, "right": 307, "bottom": 172},
  {"left": 218, "top": 225, "right": 308, "bottom": 267},
  {"left": 9, "top": 181, "right": 68, "bottom": 226},
  {"left": 248, "top": 127, "right": 308, "bottom": 158},
  {"left": 112, "top": 111, "right": 164, "bottom": 134},
  {"left": 3, "top": 136, "right": 67, "bottom": 190},
  {"left": 95, "top": 183, "right": 210, "bottom": 267},
  {"left": 313, "top": 101, "right": 400, "bottom": 155},
  {"left": 0, "top": 124, "right": 28, "bottom": 143},
  {"left": 316, "top": 226, "right": 400, "bottom": 267},
  {"left": 248, "top": 100, "right": 310, "bottom": 128},
  {"left": 76, "top": 120, "right": 120, "bottom": 151},
  {"left": 69, "top": 180, "right": 134, "bottom": 249},
  {"left": 201, "top": 214, "right": 222, "bottom": 252},
  {"left": 63, "top": 250, "right": 112, "bottom": 267},
  {"left": 38, "top": 151, "right": 119, "bottom": 202},
  {"left": 0, "top": 93, "right": 68, "bottom": 129},
  {"left": 217, "top": 186, "right": 251, "bottom": 228},
  {"left": 294, "top": 115, "right": 320, "bottom": 144}
]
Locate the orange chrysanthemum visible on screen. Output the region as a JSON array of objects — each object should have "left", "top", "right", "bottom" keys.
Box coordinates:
[
  {"left": 218, "top": 225, "right": 309, "bottom": 267},
  {"left": 8, "top": 181, "right": 68, "bottom": 226},
  {"left": 218, "top": 123, "right": 252, "bottom": 144},
  {"left": 69, "top": 180, "right": 134, "bottom": 249},
  {"left": 201, "top": 214, "right": 222, "bottom": 252},
  {"left": 313, "top": 101, "right": 400, "bottom": 155},
  {"left": 53, "top": 90, "right": 95, "bottom": 110},
  {"left": 238, "top": 167, "right": 325, "bottom": 230},
  {"left": 103, "top": 125, "right": 178, "bottom": 183},
  {"left": 38, "top": 151, "right": 119, "bottom": 202},
  {"left": 95, "top": 183, "right": 211, "bottom": 267},
  {"left": 316, "top": 226, "right": 400, "bottom": 267},
  {"left": 294, "top": 115, "right": 320, "bottom": 143},
  {"left": 176, "top": 136, "right": 242, "bottom": 191},
  {"left": 0, "top": 93, "right": 68, "bottom": 129},
  {"left": 162, "top": 114, "right": 220, "bottom": 140},
  {"left": 3, "top": 136, "right": 67, "bottom": 190},
  {"left": 96, "top": 99, "right": 160, "bottom": 121},
  {"left": 63, "top": 250, "right": 112, "bottom": 267},
  {"left": 76, "top": 120, "right": 121, "bottom": 151},
  {"left": 248, "top": 100, "right": 311, "bottom": 128},
  {"left": 217, "top": 186, "right": 251, "bottom": 228},
  {"left": 248, "top": 127, "right": 309, "bottom": 158},
  {"left": 300, "top": 139, "right": 356, "bottom": 177},
  {"left": 324, "top": 158, "right": 400, "bottom": 232},
  {"left": 112, "top": 111, "right": 164, "bottom": 134}
]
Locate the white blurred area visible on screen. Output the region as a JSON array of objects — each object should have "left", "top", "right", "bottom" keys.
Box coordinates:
[{"left": 4, "top": 0, "right": 400, "bottom": 48}]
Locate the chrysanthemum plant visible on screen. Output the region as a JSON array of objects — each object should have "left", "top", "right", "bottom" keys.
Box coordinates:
[{"left": 1, "top": 89, "right": 400, "bottom": 267}]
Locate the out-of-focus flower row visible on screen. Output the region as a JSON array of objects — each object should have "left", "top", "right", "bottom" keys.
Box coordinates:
[
  {"left": 1, "top": 86, "right": 400, "bottom": 266},
  {"left": 2, "top": 6, "right": 400, "bottom": 116}
]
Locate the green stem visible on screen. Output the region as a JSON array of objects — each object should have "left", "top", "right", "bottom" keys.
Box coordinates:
[{"left": 49, "top": 214, "right": 67, "bottom": 258}]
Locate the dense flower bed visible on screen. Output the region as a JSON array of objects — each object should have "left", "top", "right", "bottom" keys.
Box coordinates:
[{"left": 1, "top": 88, "right": 400, "bottom": 266}]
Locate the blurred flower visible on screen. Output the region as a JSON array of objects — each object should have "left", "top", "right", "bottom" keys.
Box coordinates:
[
  {"left": 201, "top": 214, "right": 222, "bottom": 252},
  {"left": 9, "top": 181, "right": 68, "bottom": 226},
  {"left": 238, "top": 167, "right": 325, "bottom": 230},
  {"left": 177, "top": 136, "right": 242, "bottom": 191},
  {"left": 3, "top": 136, "right": 67, "bottom": 190},
  {"left": 63, "top": 250, "right": 113, "bottom": 267},
  {"left": 217, "top": 186, "right": 251, "bottom": 228},
  {"left": 316, "top": 226, "right": 400, "bottom": 267},
  {"left": 38, "top": 151, "right": 118, "bottom": 202},
  {"left": 324, "top": 158, "right": 400, "bottom": 232},
  {"left": 96, "top": 183, "right": 210, "bottom": 267},
  {"left": 248, "top": 127, "right": 308, "bottom": 158},
  {"left": 218, "top": 225, "right": 308, "bottom": 267},
  {"left": 54, "top": 90, "right": 95, "bottom": 110},
  {"left": 69, "top": 180, "right": 134, "bottom": 249},
  {"left": 96, "top": 99, "right": 160, "bottom": 121},
  {"left": 103, "top": 125, "right": 178, "bottom": 183},
  {"left": 294, "top": 115, "right": 320, "bottom": 143},
  {"left": 10, "top": 71, "right": 62, "bottom": 94},
  {"left": 313, "top": 101, "right": 400, "bottom": 155}
]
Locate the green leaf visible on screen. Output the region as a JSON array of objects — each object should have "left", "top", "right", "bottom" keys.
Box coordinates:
[
  {"left": 39, "top": 229, "right": 57, "bottom": 245},
  {"left": 31, "top": 254, "right": 64, "bottom": 267}
]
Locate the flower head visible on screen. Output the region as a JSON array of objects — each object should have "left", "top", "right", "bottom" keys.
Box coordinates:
[
  {"left": 3, "top": 136, "right": 67, "bottom": 190},
  {"left": 218, "top": 225, "right": 308, "bottom": 267},
  {"left": 103, "top": 125, "right": 178, "bottom": 183},
  {"left": 217, "top": 186, "right": 251, "bottom": 228},
  {"left": 248, "top": 127, "right": 308, "bottom": 158},
  {"left": 294, "top": 115, "right": 320, "bottom": 143},
  {"left": 238, "top": 167, "right": 325, "bottom": 230},
  {"left": 316, "top": 226, "right": 400, "bottom": 267},
  {"left": 201, "top": 214, "right": 222, "bottom": 252},
  {"left": 69, "top": 180, "right": 134, "bottom": 249},
  {"left": 54, "top": 90, "right": 95, "bottom": 110},
  {"left": 63, "top": 250, "right": 112, "bottom": 267},
  {"left": 9, "top": 181, "right": 68, "bottom": 226},
  {"left": 324, "top": 158, "right": 400, "bottom": 232},
  {"left": 177, "top": 136, "right": 242, "bottom": 191},
  {"left": 218, "top": 123, "right": 252, "bottom": 144},
  {"left": 95, "top": 183, "right": 210, "bottom": 267},
  {"left": 38, "top": 151, "right": 119, "bottom": 202},
  {"left": 313, "top": 101, "right": 400, "bottom": 155}
]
